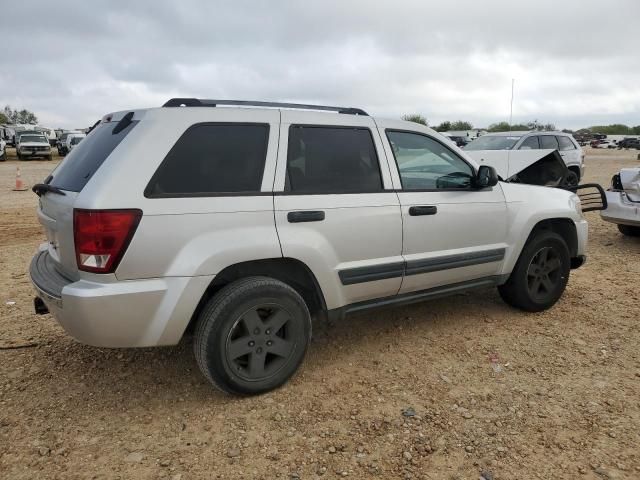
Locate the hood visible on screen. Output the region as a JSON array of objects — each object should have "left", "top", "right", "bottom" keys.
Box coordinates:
[{"left": 466, "top": 149, "right": 569, "bottom": 187}]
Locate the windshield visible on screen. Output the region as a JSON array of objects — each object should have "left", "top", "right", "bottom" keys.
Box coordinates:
[
  {"left": 20, "top": 135, "right": 47, "bottom": 143},
  {"left": 71, "top": 136, "right": 84, "bottom": 145},
  {"left": 464, "top": 135, "right": 521, "bottom": 151}
]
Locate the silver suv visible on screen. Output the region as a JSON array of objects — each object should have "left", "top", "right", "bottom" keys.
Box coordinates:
[{"left": 30, "top": 99, "right": 588, "bottom": 395}]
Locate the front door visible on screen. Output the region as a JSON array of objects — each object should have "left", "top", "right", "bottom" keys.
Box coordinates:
[{"left": 380, "top": 127, "right": 509, "bottom": 294}]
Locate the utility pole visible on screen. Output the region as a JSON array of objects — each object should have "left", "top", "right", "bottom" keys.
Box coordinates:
[{"left": 509, "top": 78, "right": 515, "bottom": 131}]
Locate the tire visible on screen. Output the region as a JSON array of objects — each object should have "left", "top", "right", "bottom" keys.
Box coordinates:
[
  {"left": 618, "top": 224, "right": 640, "bottom": 237},
  {"left": 563, "top": 170, "right": 579, "bottom": 188},
  {"left": 17, "top": 152, "right": 22, "bottom": 160},
  {"left": 46, "top": 155, "right": 52, "bottom": 161},
  {"left": 194, "top": 276, "right": 312, "bottom": 395},
  {"left": 498, "top": 231, "right": 570, "bottom": 312}
]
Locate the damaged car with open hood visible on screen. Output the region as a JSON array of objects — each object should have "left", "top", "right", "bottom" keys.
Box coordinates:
[{"left": 464, "top": 131, "right": 584, "bottom": 188}]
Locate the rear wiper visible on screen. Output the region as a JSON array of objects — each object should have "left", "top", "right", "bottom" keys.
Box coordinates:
[{"left": 32, "top": 184, "right": 66, "bottom": 197}]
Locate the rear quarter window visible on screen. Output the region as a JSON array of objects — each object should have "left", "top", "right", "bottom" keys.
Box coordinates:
[
  {"left": 557, "top": 136, "right": 576, "bottom": 151},
  {"left": 50, "top": 121, "right": 138, "bottom": 192},
  {"left": 145, "top": 123, "right": 269, "bottom": 197}
]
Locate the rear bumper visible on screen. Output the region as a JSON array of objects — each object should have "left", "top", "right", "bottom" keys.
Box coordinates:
[
  {"left": 600, "top": 191, "right": 640, "bottom": 226},
  {"left": 29, "top": 249, "right": 212, "bottom": 348}
]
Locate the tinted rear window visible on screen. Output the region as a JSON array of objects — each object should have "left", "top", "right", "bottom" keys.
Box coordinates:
[
  {"left": 145, "top": 123, "right": 269, "bottom": 197},
  {"left": 286, "top": 126, "right": 383, "bottom": 193},
  {"left": 50, "top": 121, "right": 138, "bottom": 192}
]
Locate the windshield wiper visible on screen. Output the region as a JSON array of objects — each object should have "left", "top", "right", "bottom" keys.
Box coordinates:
[{"left": 32, "top": 184, "right": 66, "bottom": 197}]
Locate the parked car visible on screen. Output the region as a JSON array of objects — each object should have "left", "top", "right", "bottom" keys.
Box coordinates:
[
  {"left": 464, "top": 131, "right": 585, "bottom": 185},
  {"left": 30, "top": 99, "right": 589, "bottom": 395},
  {"left": 617, "top": 138, "right": 640, "bottom": 150},
  {"left": 592, "top": 140, "right": 615, "bottom": 149},
  {"left": 600, "top": 167, "right": 640, "bottom": 237},
  {"left": 0, "top": 138, "right": 5, "bottom": 161},
  {"left": 40, "top": 127, "right": 58, "bottom": 146},
  {"left": 16, "top": 132, "right": 52, "bottom": 160},
  {"left": 445, "top": 135, "right": 468, "bottom": 147},
  {"left": 66, "top": 133, "right": 86, "bottom": 152},
  {"left": 57, "top": 130, "right": 82, "bottom": 156}
]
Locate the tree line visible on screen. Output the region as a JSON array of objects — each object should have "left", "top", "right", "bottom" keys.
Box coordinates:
[
  {"left": 402, "top": 114, "right": 640, "bottom": 135},
  {"left": 0, "top": 105, "right": 39, "bottom": 125}
]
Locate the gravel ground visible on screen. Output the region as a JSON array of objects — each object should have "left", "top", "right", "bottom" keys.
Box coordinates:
[{"left": 0, "top": 147, "right": 639, "bottom": 480}]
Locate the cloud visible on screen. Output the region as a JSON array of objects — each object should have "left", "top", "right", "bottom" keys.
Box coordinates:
[{"left": 1, "top": 0, "right": 639, "bottom": 129}]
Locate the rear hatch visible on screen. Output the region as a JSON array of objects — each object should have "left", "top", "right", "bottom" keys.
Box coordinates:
[{"left": 36, "top": 114, "right": 139, "bottom": 279}]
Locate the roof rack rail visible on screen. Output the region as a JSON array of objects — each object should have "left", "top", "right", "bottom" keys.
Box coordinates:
[{"left": 162, "top": 98, "right": 368, "bottom": 116}]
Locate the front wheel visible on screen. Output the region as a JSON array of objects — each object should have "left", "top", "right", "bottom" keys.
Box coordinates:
[
  {"left": 194, "top": 276, "right": 312, "bottom": 395},
  {"left": 498, "top": 231, "right": 570, "bottom": 312},
  {"left": 618, "top": 224, "right": 640, "bottom": 237}
]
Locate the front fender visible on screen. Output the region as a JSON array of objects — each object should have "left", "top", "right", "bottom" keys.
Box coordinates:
[{"left": 500, "top": 183, "right": 582, "bottom": 274}]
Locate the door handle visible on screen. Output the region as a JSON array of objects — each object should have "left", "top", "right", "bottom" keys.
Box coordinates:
[
  {"left": 287, "top": 211, "right": 325, "bottom": 223},
  {"left": 409, "top": 205, "right": 438, "bottom": 216}
]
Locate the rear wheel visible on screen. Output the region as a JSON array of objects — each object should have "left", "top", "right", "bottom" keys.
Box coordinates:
[
  {"left": 194, "top": 276, "right": 312, "bottom": 395},
  {"left": 618, "top": 224, "right": 640, "bottom": 237},
  {"left": 498, "top": 231, "right": 570, "bottom": 312}
]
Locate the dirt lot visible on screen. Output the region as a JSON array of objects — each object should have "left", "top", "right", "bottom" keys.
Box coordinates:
[{"left": 0, "top": 147, "right": 639, "bottom": 480}]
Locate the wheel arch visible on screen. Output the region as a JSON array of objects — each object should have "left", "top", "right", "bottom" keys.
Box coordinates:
[
  {"left": 526, "top": 218, "right": 578, "bottom": 258},
  {"left": 567, "top": 165, "right": 581, "bottom": 180},
  {"left": 186, "top": 257, "right": 327, "bottom": 334}
]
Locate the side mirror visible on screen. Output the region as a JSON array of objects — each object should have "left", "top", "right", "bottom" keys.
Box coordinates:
[{"left": 475, "top": 165, "right": 499, "bottom": 188}]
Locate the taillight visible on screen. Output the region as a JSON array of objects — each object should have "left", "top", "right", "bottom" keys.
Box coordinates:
[{"left": 73, "top": 209, "right": 142, "bottom": 273}]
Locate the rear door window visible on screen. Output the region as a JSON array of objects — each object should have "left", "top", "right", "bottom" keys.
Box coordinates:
[
  {"left": 539, "top": 135, "right": 559, "bottom": 150},
  {"left": 50, "top": 121, "right": 138, "bottom": 192},
  {"left": 286, "top": 126, "right": 383, "bottom": 193},
  {"left": 145, "top": 123, "right": 269, "bottom": 197},
  {"left": 557, "top": 136, "right": 576, "bottom": 151}
]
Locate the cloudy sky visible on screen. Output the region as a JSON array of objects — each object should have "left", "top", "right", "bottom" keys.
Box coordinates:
[{"left": 2, "top": 1, "right": 639, "bottom": 129}]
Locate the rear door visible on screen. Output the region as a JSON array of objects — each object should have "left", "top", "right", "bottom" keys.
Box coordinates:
[{"left": 273, "top": 111, "right": 403, "bottom": 309}]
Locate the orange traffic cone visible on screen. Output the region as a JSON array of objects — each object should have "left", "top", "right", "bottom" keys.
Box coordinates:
[{"left": 13, "top": 167, "right": 28, "bottom": 191}]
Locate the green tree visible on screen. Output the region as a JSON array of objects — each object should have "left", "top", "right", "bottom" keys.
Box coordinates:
[
  {"left": 435, "top": 121, "right": 451, "bottom": 132},
  {"left": 2, "top": 105, "right": 38, "bottom": 124},
  {"left": 487, "top": 121, "right": 530, "bottom": 131},
  {"left": 589, "top": 124, "right": 631, "bottom": 135},
  {"left": 0, "top": 112, "right": 8, "bottom": 124},
  {"left": 402, "top": 114, "right": 428, "bottom": 126},
  {"left": 450, "top": 120, "right": 473, "bottom": 130}
]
